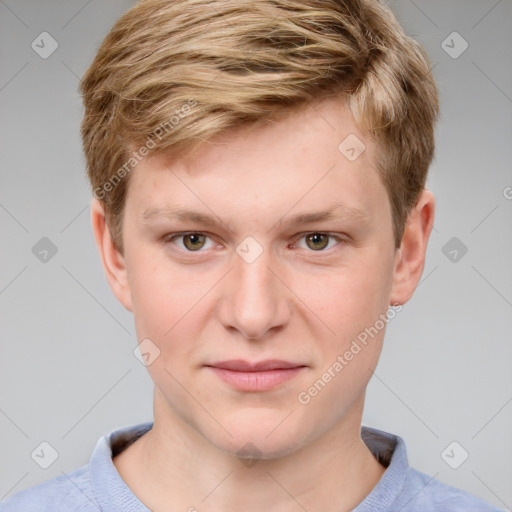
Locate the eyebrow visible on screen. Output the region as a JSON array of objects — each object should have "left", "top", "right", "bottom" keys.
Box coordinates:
[{"left": 141, "top": 203, "right": 369, "bottom": 230}]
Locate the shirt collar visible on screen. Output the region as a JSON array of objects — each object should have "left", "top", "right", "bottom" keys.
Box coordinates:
[
  {"left": 353, "top": 426, "right": 409, "bottom": 511},
  {"left": 89, "top": 422, "right": 409, "bottom": 512},
  {"left": 89, "top": 421, "right": 153, "bottom": 512}
]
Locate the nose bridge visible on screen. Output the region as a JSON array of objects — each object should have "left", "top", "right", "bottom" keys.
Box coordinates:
[
  {"left": 219, "top": 238, "right": 287, "bottom": 339},
  {"left": 237, "top": 244, "right": 274, "bottom": 298}
]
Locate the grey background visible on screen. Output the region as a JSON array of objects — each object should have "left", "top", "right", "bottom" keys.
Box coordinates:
[{"left": 1, "top": 0, "right": 511, "bottom": 508}]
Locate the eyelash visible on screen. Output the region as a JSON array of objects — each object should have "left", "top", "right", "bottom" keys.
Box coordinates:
[{"left": 162, "top": 231, "right": 345, "bottom": 254}]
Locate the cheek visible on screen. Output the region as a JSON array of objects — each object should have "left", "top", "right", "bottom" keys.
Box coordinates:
[
  {"left": 294, "top": 260, "right": 393, "bottom": 418},
  {"left": 127, "top": 254, "right": 219, "bottom": 389},
  {"left": 127, "top": 246, "right": 209, "bottom": 338},
  {"left": 291, "top": 249, "right": 394, "bottom": 402},
  {"left": 297, "top": 252, "right": 395, "bottom": 340},
  {"left": 128, "top": 262, "right": 208, "bottom": 397}
]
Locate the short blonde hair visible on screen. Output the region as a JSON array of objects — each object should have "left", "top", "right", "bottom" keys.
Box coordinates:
[{"left": 79, "top": 0, "right": 439, "bottom": 251}]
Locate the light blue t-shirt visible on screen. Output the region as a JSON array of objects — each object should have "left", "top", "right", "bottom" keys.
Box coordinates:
[{"left": 0, "top": 422, "right": 505, "bottom": 511}]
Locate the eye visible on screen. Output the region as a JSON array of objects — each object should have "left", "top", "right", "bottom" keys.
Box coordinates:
[
  {"left": 163, "top": 231, "right": 344, "bottom": 254},
  {"left": 294, "top": 232, "right": 343, "bottom": 252},
  {"left": 164, "top": 232, "right": 215, "bottom": 252}
]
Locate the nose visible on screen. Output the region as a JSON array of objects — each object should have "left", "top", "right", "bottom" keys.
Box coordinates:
[{"left": 215, "top": 245, "right": 291, "bottom": 340}]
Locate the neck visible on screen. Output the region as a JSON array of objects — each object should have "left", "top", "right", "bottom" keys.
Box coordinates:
[{"left": 113, "top": 389, "right": 386, "bottom": 512}]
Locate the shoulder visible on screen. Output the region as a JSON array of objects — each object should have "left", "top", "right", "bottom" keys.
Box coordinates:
[
  {"left": 0, "top": 465, "right": 98, "bottom": 512},
  {"left": 395, "top": 467, "right": 506, "bottom": 512},
  {"left": 0, "top": 421, "right": 153, "bottom": 512},
  {"left": 360, "top": 426, "right": 505, "bottom": 512}
]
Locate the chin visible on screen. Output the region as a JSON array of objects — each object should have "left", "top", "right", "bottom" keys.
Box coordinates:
[
  {"left": 203, "top": 411, "right": 312, "bottom": 461},
  {"left": 220, "top": 434, "right": 303, "bottom": 461}
]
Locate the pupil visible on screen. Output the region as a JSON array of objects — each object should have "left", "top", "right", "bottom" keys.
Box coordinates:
[
  {"left": 186, "top": 234, "right": 203, "bottom": 250},
  {"left": 309, "top": 233, "right": 327, "bottom": 250}
]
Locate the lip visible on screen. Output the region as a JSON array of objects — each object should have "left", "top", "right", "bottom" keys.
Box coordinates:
[
  {"left": 207, "top": 359, "right": 303, "bottom": 372},
  {"left": 205, "top": 360, "right": 306, "bottom": 392}
]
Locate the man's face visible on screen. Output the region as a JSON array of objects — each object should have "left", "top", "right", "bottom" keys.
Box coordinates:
[{"left": 121, "top": 96, "right": 400, "bottom": 457}]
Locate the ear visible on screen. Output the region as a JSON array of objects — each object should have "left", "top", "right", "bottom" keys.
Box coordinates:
[
  {"left": 90, "top": 198, "right": 133, "bottom": 312},
  {"left": 389, "top": 189, "right": 435, "bottom": 306}
]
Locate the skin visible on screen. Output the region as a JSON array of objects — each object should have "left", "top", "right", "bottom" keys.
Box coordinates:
[{"left": 91, "top": 95, "right": 435, "bottom": 511}]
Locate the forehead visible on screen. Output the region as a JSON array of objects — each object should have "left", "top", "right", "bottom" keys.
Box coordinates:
[{"left": 125, "top": 96, "right": 388, "bottom": 229}]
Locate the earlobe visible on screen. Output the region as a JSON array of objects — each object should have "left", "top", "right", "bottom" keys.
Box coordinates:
[
  {"left": 90, "top": 198, "right": 133, "bottom": 312},
  {"left": 389, "top": 189, "right": 435, "bottom": 306}
]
